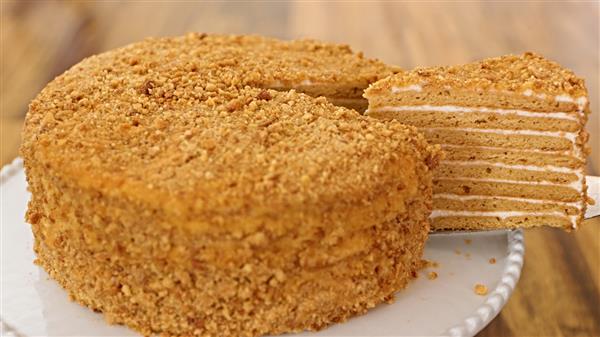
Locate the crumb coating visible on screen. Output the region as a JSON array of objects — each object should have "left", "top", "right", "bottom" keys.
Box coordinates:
[{"left": 368, "top": 52, "right": 587, "bottom": 99}]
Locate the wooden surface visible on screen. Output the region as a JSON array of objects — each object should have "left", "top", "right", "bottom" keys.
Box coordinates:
[{"left": 1, "top": 2, "right": 598, "bottom": 336}]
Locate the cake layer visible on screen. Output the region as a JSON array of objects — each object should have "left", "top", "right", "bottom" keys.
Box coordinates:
[
  {"left": 437, "top": 161, "right": 580, "bottom": 185},
  {"left": 364, "top": 53, "right": 590, "bottom": 116},
  {"left": 433, "top": 179, "right": 583, "bottom": 202},
  {"left": 421, "top": 128, "right": 577, "bottom": 153},
  {"left": 368, "top": 106, "right": 581, "bottom": 132},
  {"left": 431, "top": 213, "right": 576, "bottom": 230},
  {"left": 433, "top": 194, "right": 581, "bottom": 215},
  {"left": 441, "top": 145, "right": 584, "bottom": 168},
  {"left": 365, "top": 87, "right": 588, "bottom": 114}
]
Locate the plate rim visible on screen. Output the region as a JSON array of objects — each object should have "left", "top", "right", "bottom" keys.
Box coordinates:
[
  {"left": 0, "top": 157, "right": 524, "bottom": 337},
  {"left": 439, "top": 229, "right": 524, "bottom": 337}
]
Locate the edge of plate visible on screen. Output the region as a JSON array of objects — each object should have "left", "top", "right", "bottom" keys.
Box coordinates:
[
  {"left": 0, "top": 157, "right": 23, "bottom": 184},
  {"left": 1, "top": 157, "right": 26, "bottom": 337},
  {"left": 441, "top": 229, "right": 525, "bottom": 337}
]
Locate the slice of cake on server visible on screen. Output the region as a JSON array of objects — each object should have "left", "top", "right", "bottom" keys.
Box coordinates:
[{"left": 365, "top": 52, "right": 592, "bottom": 231}]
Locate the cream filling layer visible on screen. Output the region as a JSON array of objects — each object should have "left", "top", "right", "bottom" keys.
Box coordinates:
[
  {"left": 269, "top": 79, "right": 315, "bottom": 87},
  {"left": 430, "top": 209, "right": 578, "bottom": 227},
  {"left": 421, "top": 126, "right": 578, "bottom": 142},
  {"left": 440, "top": 160, "right": 581, "bottom": 175},
  {"left": 555, "top": 94, "right": 588, "bottom": 110},
  {"left": 439, "top": 144, "right": 584, "bottom": 160},
  {"left": 434, "top": 193, "right": 583, "bottom": 210},
  {"left": 385, "top": 85, "right": 587, "bottom": 113},
  {"left": 523, "top": 89, "right": 547, "bottom": 99},
  {"left": 391, "top": 84, "right": 423, "bottom": 93},
  {"left": 368, "top": 105, "right": 579, "bottom": 122},
  {"left": 440, "top": 159, "right": 585, "bottom": 194},
  {"left": 437, "top": 176, "right": 582, "bottom": 191}
]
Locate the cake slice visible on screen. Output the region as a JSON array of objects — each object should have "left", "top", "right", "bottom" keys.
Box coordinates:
[{"left": 365, "top": 52, "right": 591, "bottom": 230}]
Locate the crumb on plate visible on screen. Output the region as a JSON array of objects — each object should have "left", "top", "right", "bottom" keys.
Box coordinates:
[
  {"left": 474, "top": 284, "right": 488, "bottom": 296},
  {"left": 422, "top": 259, "right": 439, "bottom": 268}
]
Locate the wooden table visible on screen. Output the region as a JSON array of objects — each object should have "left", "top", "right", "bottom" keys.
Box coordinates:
[{"left": 1, "top": 2, "right": 598, "bottom": 336}]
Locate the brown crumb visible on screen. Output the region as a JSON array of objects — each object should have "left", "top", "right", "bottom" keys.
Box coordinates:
[
  {"left": 422, "top": 259, "right": 439, "bottom": 268},
  {"left": 464, "top": 252, "right": 471, "bottom": 259},
  {"left": 256, "top": 90, "right": 272, "bottom": 101},
  {"left": 474, "top": 284, "right": 488, "bottom": 296},
  {"left": 427, "top": 272, "right": 438, "bottom": 280},
  {"left": 464, "top": 239, "right": 472, "bottom": 245},
  {"left": 139, "top": 80, "right": 155, "bottom": 95},
  {"left": 489, "top": 258, "right": 497, "bottom": 264},
  {"left": 454, "top": 249, "right": 461, "bottom": 255}
]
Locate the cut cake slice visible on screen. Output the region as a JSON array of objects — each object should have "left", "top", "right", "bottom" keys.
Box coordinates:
[{"left": 365, "top": 52, "right": 591, "bottom": 231}]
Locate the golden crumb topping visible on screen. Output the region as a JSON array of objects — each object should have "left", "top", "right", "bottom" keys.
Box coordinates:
[
  {"left": 22, "top": 34, "right": 436, "bottom": 217},
  {"left": 368, "top": 52, "right": 587, "bottom": 98}
]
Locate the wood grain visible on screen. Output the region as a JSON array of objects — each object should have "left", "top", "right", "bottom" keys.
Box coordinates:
[{"left": 1, "top": 2, "right": 598, "bottom": 337}]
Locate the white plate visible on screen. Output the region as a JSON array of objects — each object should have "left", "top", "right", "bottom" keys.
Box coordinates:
[{"left": 1, "top": 158, "right": 546, "bottom": 337}]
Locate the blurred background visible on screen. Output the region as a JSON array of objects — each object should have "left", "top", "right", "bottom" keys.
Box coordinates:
[{"left": 1, "top": 1, "right": 598, "bottom": 337}]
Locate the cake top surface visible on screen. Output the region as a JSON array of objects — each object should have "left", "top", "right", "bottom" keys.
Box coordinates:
[
  {"left": 121, "top": 33, "right": 394, "bottom": 89},
  {"left": 366, "top": 52, "right": 587, "bottom": 99},
  {"left": 22, "top": 33, "right": 435, "bottom": 219}
]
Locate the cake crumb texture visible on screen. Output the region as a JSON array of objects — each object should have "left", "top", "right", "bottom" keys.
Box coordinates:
[{"left": 367, "top": 52, "right": 587, "bottom": 99}]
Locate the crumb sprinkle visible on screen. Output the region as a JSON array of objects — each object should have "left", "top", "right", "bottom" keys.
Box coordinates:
[
  {"left": 367, "top": 52, "right": 588, "bottom": 98},
  {"left": 422, "top": 259, "right": 439, "bottom": 268},
  {"left": 474, "top": 284, "right": 488, "bottom": 296}
]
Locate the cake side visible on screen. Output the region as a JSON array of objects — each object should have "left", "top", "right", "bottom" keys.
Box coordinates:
[
  {"left": 25, "top": 156, "right": 432, "bottom": 336},
  {"left": 365, "top": 52, "right": 590, "bottom": 231}
]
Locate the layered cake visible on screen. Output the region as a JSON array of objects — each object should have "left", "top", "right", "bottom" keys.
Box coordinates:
[
  {"left": 21, "top": 33, "right": 440, "bottom": 336},
  {"left": 365, "top": 52, "right": 591, "bottom": 230}
]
